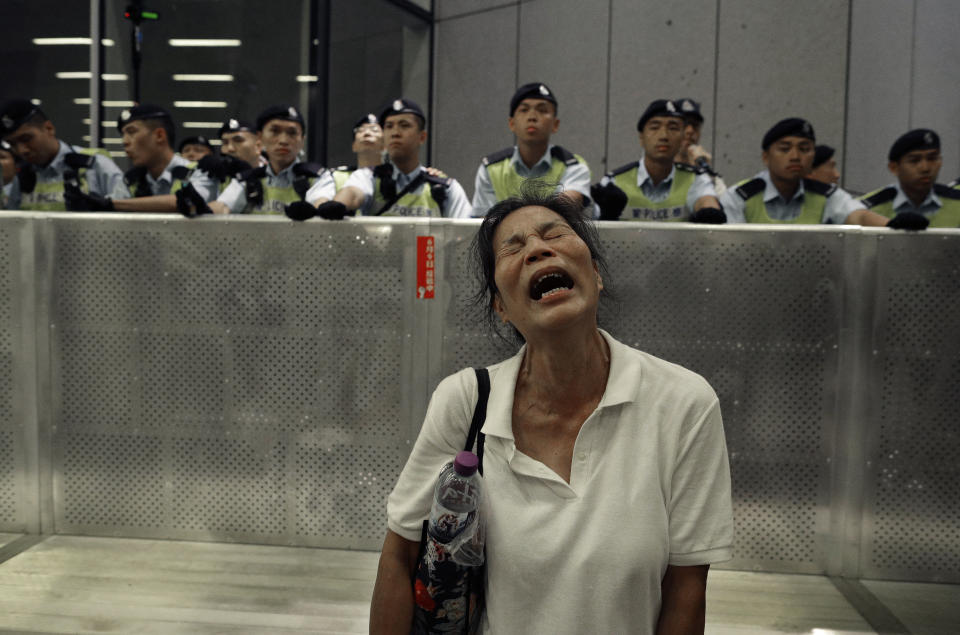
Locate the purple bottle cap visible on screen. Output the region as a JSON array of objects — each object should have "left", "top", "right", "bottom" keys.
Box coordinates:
[{"left": 453, "top": 451, "right": 479, "bottom": 476}]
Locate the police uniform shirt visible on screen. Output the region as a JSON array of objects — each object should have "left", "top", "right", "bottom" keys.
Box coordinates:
[
  {"left": 472, "top": 144, "right": 591, "bottom": 216},
  {"left": 719, "top": 170, "right": 860, "bottom": 224},
  {"left": 872, "top": 181, "right": 946, "bottom": 218},
  {"left": 142, "top": 154, "right": 218, "bottom": 199},
  {"left": 2, "top": 182, "right": 11, "bottom": 209},
  {"left": 345, "top": 162, "right": 473, "bottom": 218},
  {"left": 6, "top": 139, "right": 129, "bottom": 210},
  {"left": 304, "top": 171, "right": 337, "bottom": 205},
  {"left": 602, "top": 157, "right": 717, "bottom": 220},
  {"left": 217, "top": 161, "right": 334, "bottom": 213}
]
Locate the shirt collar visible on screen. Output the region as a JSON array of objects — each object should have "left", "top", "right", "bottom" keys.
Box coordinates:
[
  {"left": 390, "top": 161, "right": 423, "bottom": 187},
  {"left": 761, "top": 169, "right": 805, "bottom": 203},
  {"left": 41, "top": 140, "right": 72, "bottom": 174},
  {"left": 892, "top": 181, "right": 940, "bottom": 211},
  {"left": 636, "top": 156, "right": 676, "bottom": 188},
  {"left": 267, "top": 160, "right": 296, "bottom": 179},
  {"left": 148, "top": 155, "right": 185, "bottom": 186},
  {"left": 481, "top": 329, "right": 639, "bottom": 441},
  {"left": 510, "top": 145, "right": 554, "bottom": 172}
]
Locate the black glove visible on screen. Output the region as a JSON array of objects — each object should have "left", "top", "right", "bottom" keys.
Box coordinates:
[
  {"left": 175, "top": 183, "right": 212, "bottom": 218},
  {"left": 284, "top": 200, "right": 317, "bottom": 221},
  {"left": 64, "top": 183, "right": 114, "bottom": 211},
  {"left": 887, "top": 211, "right": 929, "bottom": 231},
  {"left": 315, "top": 200, "right": 348, "bottom": 220},
  {"left": 689, "top": 206, "right": 727, "bottom": 224},
  {"left": 590, "top": 182, "right": 628, "bottom": 220},
  {"left": 197, "top": 154, "right": 229, "bottom": 182}
]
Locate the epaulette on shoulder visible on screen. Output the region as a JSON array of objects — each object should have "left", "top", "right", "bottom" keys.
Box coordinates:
[
  {"left": 934, "top": 183, "right": 960, "bottom": 200},
  {"left": 334, "top": 165, "right": 356, "bottom": 172},
  {"left": 859, "top": 186, "right": 896, "bottom": 208},
  {"left": 293, "top": 162, "right": 325, "bottom": 177},
  {"left": 64, "top": 152, "right": 96, "bottom": 170},
  {"left": 608, "top": 161, "right": 640, "bottom": 178},
  {"left": 734, "top": 177, "right": 765, "bottom": 201},
  {"left": 550, "top": 145, "right": 579, "bottom": 166},
  {"left": 802, "top": 178, "right": 837, "bottom": 197},
  {"left": 123, "top": 166, "right": 147, "bottom": 186},
  {"left": 482, "top": 147, "right": 513, "bottom": 166},
  {"left": 675, "top": 162, "right": 697, "bottom": 173},
  {"left": 170, "top": 165, "right": 192, "bottom": 181},
  {"left": 424, "top": 173, "right": 452, "bottom": 187},
  {"left": 239, "top": 165, "right": 267, "bottom": 182},
  {"left": 948, "top": 177, "right": 959, "bottom": 189}
]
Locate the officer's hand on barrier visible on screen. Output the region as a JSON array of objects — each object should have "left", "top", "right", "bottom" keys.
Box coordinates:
[
  {"left": 887, "top": 211, "right": 929, "bottom": 231},
  {"left": 590, "top": 182, "right": 627, "bottom": 220},
  {"left": 284, "top": 201, "right": 317, "bottom": 221},
  {"left": 689, "top": 206, "right": 727, "bottom": 224},
  {"left": 175, "top": 184, "right": 212, "bottom": 218},
  {"left": 64, "top": 183, "right": 114, "bottom": 211},
  {"left": 315, "top": 200, "right": 348, "bottom": 220}
]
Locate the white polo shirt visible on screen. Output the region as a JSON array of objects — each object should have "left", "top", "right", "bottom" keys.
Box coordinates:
[{"left": 387, "top": 330, "right": 733, "bottom": 634}]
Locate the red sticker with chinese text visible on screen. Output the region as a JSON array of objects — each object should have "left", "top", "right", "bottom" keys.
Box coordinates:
[{"left": 416, "top": 235, "right": 435, "bottom": 299}]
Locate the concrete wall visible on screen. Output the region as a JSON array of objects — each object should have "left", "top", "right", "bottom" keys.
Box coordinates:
[{"left": 433, "top": 0, "right": 960, "bottom": 199}]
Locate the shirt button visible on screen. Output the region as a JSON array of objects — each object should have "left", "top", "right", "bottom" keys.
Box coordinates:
[{"left": 577, "top": 452, "right": 587, "bottom": 461}]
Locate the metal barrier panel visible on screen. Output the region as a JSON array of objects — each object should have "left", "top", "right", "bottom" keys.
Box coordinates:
[
  {"left": 438, "top": 223, "right": 847, "bottom": 574},
  {"left": 0, "top": 212, "right": 952, "bottom": 582},
  {"left": 0, "top": 217, "right": 35, "bottom": 533},
  {"left": 860, "top": 231, "right": 960, "bottom": 583},
  {"left": 46, "top": 215, "right": 430, "bottom": 549}
]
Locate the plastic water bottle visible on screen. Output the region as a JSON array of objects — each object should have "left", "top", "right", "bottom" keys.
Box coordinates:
[{"left": 427, "top": 450, "right": 485, "bottom": 566}]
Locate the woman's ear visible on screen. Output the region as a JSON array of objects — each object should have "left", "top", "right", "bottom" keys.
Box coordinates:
[
  {"left": 493, "top": 294, "right": 509, "bottom": 323},
  {"left": 593, "top": 261, "right": 603, "bottom": 291}
]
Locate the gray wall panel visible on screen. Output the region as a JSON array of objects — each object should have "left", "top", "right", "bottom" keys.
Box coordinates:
[
  {"left": 911, "top": 0, "right": 960, "bottom": 184},
  {"left": 433, "top": 7, "right": 519, "bottom": 197},
  {"left": 713, "top": 0, "right": 849, "bottom": 187},
  {"left": 437, "top": 0, "right": 519, "bottom": 21},
  {"left": 607, "top": 0, "right": 718, "bottom": 174},
  {"left": 845, "top": 0, "right": 914, "bottom": 195},
  {"left": 516, "top": 0, "right": 609, "bottom": 180}
]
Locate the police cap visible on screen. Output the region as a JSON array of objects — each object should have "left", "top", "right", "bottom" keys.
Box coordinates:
[
  {"left": 762, "top": 117, "right": 815, "bottom": 150},
  {"left": 0, "top": 99, "right": 45, "bottom": 136},
  {"left": 637, "top": 99, "right": 683, "bottom": 132},
  {"left": 353, "top": 113, "right": 380, "bottom": 132},
  {"left": 812, "top": 144, "right": 835, "bottom": 168},
  {"left": 117, "top": 104, "right": 172, "bottom": 132},
  {"left": 676, "top": 98, "right": 703, "bottom": 124},
  {"left": 218, "top": 118, "right": 255, "bottom": 138},
  {"left": 379, "top": 99, "right": 426, "bottom": 127},
  {"left": 256, "top": 104, "right": 305, "bottom": 132},
  {"left": 888, "top": 129, "right": 940, "bottom": 162},
  {"left": 178, "top": 135, "right": 212, "bottom": 153},
  {"left": 509, "top": 83, "right": 558, "bottom": 116}
]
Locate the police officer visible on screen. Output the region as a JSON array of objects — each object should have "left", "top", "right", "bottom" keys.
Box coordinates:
[
  {"left": 305, "top": 113, "right": 385, "bottom": 206},
  {"left": 0, "top": 98, "right": 128, "bottom": 211},
  {"left": 1, "top": 140, "right": 17, "bottom": 208},
  {"left": 592, "top": 99, "right": 724, "bottom": 223},
  {"left": 206, "top": 104, "right": 332, "bottom": 216},
  {"left": 858, "top": 129, "right": 960, "bottom": 229},
  {"left": 673, "top": 97, "right": 727, "bottom": 195},
  {"left": 472, "top": 82, "right": 590, "bottom": 216},
  {"left": 807, "top": 145, "right": 840, "bottom": 185},
  {"left": 218, "top": 118, "right": 263, "bottom": 167},
  {"left": 302, "top": 99, "right": 471, "bottom": 220},
  {"left": 719, "top": 117, "right": 887, "bottom": 226},
  {"left": 178, "top": 135, "right": 214, "bottom": 162}
]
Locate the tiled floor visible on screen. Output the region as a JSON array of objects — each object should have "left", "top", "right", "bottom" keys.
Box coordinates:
[{"left": 0, "top": 535, "right": 956, "bottom": 634}]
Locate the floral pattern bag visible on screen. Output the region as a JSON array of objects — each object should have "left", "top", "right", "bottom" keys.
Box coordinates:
[{"left": 410, "top": 368, "right": 488, "bottom": 635}]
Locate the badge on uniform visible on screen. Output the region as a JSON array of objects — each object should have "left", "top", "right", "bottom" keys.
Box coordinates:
[
  {"left": 538, "top": 84, "right": 550, "bottom": 97},
  {"left": 1, "top": 116, "right": 12, "bottom": 130},
  {"left": 924, "top": 132, "right": 934, "bottom": 145},
  {"left": 287, "top": 106, "right": 299, "bottom": 119},
  {"left": 120, "top": 110, "right": 131, "bottom": 122},
  {"left": 393, "top": 99, "right": 404, "bottom": 111}
]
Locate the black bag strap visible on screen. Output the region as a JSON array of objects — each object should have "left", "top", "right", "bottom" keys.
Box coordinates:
[
  {"left": 465, "top": 368, "right": 489, "bottom": 475},
  {"left": 375, "top": 171, "right": 426, "bottom": 216}
]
